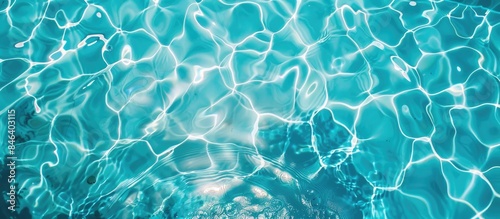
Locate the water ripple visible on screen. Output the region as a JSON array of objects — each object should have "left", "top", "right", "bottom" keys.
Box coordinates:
[{"left": 1, "top": 0, "right": 499, "bottom": 218}]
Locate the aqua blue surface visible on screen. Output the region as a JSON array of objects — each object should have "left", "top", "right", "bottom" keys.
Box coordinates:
[{"left": 0, "top": 0, "right": 500, "bottom": 218}]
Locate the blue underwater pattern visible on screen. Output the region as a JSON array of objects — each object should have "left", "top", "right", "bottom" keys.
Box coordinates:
[{"left": 1, "top": 0, "right": 500, "bottom": 218}]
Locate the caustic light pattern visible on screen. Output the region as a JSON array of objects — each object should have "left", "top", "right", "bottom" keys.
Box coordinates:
[{"left": 1, "top": 0, "right": 500, "bottom": 218}]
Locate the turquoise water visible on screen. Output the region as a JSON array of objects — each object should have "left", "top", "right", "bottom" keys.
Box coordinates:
[{"left": 0, "top": 0, "right": 499, "bottom": 218}]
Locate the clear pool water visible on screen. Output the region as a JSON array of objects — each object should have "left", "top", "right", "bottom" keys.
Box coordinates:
[{"left": 1, "top": 0, "right": 499, "bottom": 218}]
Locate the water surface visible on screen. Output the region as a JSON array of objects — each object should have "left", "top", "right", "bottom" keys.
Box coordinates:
[{"left": 1, "top": 0, "right": 499, "bottom": 218}]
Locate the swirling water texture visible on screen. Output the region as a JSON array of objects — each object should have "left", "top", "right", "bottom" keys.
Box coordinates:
[{"left": 0, "top": 0, "right": 499, "bottom": 218}]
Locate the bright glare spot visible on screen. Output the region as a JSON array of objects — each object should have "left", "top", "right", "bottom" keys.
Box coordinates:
[
  {"left": 449, "top": 84, "right": 464, "bottom": 96},
  {"left": 83, "top": 80, "right": 95, "bottom": 90},
  {"left": 409, "top": 1, "right": 417, "bottom": 6},
  {"left": 420, "top": 137, "right": 431, "bottom": 142},
  {"left": 34, "top": 100, "right": 41, "bottom": 113},
  {"left": 15, "top": 42, "right": 24, "bottom": 48},
  {"left": 457, "top": 66, "right": 461, "bottom": 72},
  {"left": 351, "top": 136, "right": 358, "bottom": 147},
  {"left": 470, "top": 169, "right": 482, "bottom": 176},
  {"left": 373, "top": 41, "right": 384, "bottom": 49},
  {"left": 275, "top": 169, "right": 293, "bottom": 183},
  {"left": 96, "top": 12, "right": 102, "bottom": 18},
  {"left": 252, "top": 187, "right": 268, "bottom": 198},
  {"left": 201, "top": 185, "right": 225, "bottom": 195},
  {"left": 78, "top": 41, "right": 86, "bottom": 48},
  {"left": 121, "top": 45, "right": 132, "bottom": 65}
]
